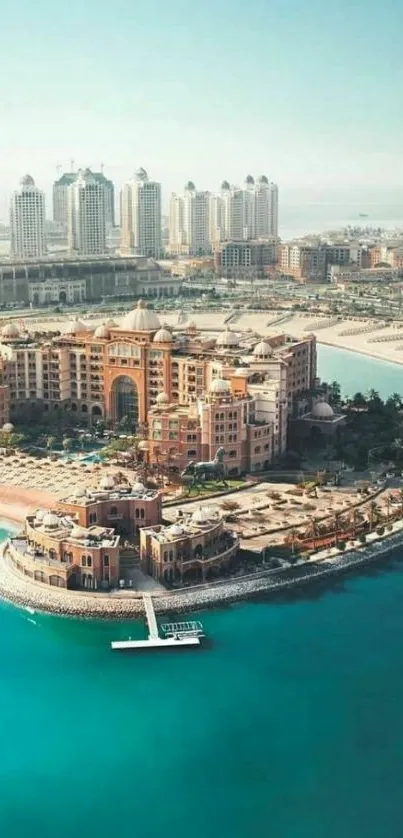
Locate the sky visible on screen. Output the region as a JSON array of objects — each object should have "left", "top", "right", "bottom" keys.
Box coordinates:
[{"left": 0, "top": 0, "right": 403, "bottom": 219}]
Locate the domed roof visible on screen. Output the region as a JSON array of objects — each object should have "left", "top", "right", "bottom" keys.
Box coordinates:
[
  {"left": 221, "top": 180, "right": 230, "bottom": 190},
  {"left": 121, "top": 300, "right": 161, "bottom": 332},
  {"left": 245, "top": 174, "right": 255, "bottom": 185},
  {"left": 153, "top": 327, "right": 172, "bottom": 343},
  {"left": 135, "top": 167, "right": 148, "bottom": 181},
  {"left": 73, "top": 487, "right": 86, "bottom": 499},
  {"left": 20, "top": 174, "right": 35, "bottom": 187},
  {"left": 70, "top": 525, "right": 87, "bottom": 540},
  {"left": 253, "top": 340, "right": 273, "bottom": 358},
  {"left": 65, "top": 318, "right": 89, "bottom": 336},
  {"left": 156, "top": 392, "right": 169, "bottom": 405},
  {"left": 138, "top": 440, "right": 149, "bottom": 451},
  {"left": 2, "top": 322, "right": 19, "bottom": 338},
  {"left": 43, "top": 512, "right": 60, "bottom": 529},
  {"left": 2, "top": 422, "right": 14, "bottom": 433},
  {"left": 258, "top": 175, "right": 269, "bottom": 184},
  {"left": 192, "top": 506, "right": 215, "bottom": 524},
  {"left": 210, "top": 378, "right": 231, "bottom": 394},
  {"left": 185, "top": 180, "right": 196, "bottom": 191},
  {"left": 187, "top": 320, "right": 196, "bottom": 330},
  {"left": 35, "top": 509, "right": 46, "bottom": 522},
  {"left": 105, "top": 318, "right": 117, "bottom": 328},
  {"left": 132, "top": 481, "right": 145, "bottom": 493},
  {"left": 169, "top": 524, "right": 184, "bottom": 537},
  {"left": 216, "top": 327, "right": 238, "bottom": 347},
  {"left": 99, "top": 475, "right": 115, "bottom": 490},
  {"left": 94, "top": 323, "right": 110, "bottom": 339},
  {"left": 311, "top": 400, "right": 334, "bottom": 420}
]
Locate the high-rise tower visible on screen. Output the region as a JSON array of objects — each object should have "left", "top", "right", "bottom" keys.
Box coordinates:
[
  {"left": 10, "top": 175, "right": 46, "bottom": 259},
  {"left": 120, "top": 168, "right": 162, "bottom": 258},
  {"left": 67, "top": 169, "right": 107, "bottom": 255}
]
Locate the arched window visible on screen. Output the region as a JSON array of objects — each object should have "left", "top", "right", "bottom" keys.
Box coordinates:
[
  {"left": 87, "top": 556, "right": 92, "bottom": 568},
  {"left": 135, "top": 508, "right": 140, "bottom": 518},
  {"left": 92, "top": 405, "right": 102, "bottom": 416},
  {"left": 140, "top": 508, "right": 145, "bottom": 519},
  {"left": 110, "top": 506, "right": 118, "bottom": 516},
  {"left": 81, "top": 555, "right": 87, "bottom": 567},
  {"left": 81, "top": 404, "right": 88, "bottom": 413}
]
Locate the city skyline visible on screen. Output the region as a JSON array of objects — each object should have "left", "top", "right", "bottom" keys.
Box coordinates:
[{"left": 0, "top": 0, "right": 403, "bottom": 224}]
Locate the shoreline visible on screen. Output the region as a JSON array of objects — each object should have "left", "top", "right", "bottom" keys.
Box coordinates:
[
  {"left": 318, "top": 339, "right": 403, "bottom": 368},
  {"left": 1, "top": 527, "right": 403, "bottom": 620}
]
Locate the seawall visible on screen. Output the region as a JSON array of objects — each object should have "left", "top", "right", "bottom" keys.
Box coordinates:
[{"left": 1, "top": 528, "right": 403, "bottom": 620}]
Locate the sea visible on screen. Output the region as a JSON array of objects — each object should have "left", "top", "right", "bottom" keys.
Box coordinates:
[{"left": 1, "top": 345, "right": 403, "bottom": 838}]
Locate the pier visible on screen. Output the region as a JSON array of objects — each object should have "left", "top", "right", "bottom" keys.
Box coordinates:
[{"left": 111, "top": 594, "right": 204, "bottom": 651}]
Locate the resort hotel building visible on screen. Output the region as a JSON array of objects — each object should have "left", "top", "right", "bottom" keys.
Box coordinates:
[{"left": 0, "top": 300, "right": 316, "bottom": 474}]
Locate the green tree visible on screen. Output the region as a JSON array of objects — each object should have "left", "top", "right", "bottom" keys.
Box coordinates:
[{"left": 329, "top": 380, "right": 341, "bottom": 405}]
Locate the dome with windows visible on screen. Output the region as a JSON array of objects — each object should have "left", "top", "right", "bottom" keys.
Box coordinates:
[
  {"left": 311, "top": 400, "right": 334, "bottom": 420},
  {"left": 210, "top": 378, "right": 231, "bottom": 394},
  {"left": 245, "top": 174, "right": 255, "bottom": 185},
  {"left": 216, "top": 328, "right": 238, "bottom": 348},
  {"left": 253, "top": 340, "right": 273, "bottom": 359},
  {"left": 42, "top": 512, "right": 60, "bottom": 529},
  {"left": 2, "top": 322, "right": 19, "bottom": 339},
  {"left": 135, "top": 167, "right": 148, "bottom": 181},
  {"left": 185, "top": 180, "right": 196, "bottom": 191},
  {"left": 221, "top": 180, "right": 230, "bottom": 190},
  {"left": 99, "top": 475, "right": 115, "bottom": 490},
  {"left": 156, "top": 392, "right": 169, "bottom": 405},
  {"left": 258, "top": 175, "right": 269, "bottom": 184},
  {"left": 121, "top": 300, "right": 161, "bottom": 332},
  {"left": 2, "top": 422, "right": 14, "bottom": 433},
  {"left": 153, "top": 328, "right": 172, "bottom": 343},
  {"left": 94, "top": 323, "right": 110, "bottom": 339}
]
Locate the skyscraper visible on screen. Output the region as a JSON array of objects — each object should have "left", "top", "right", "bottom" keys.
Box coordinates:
[
  {"left": 54, "top": 169, "right": 115, "bottom": 230},
  {"left": 120, "top": 168, "right": 162, "bottom": 258},
  {"left": 169, "top": 182, "right": 210, "bottom": 255},
  {"left": 255, "top": 176, "right": 278, "bottom": 238},
  {"left": 10, "top": 175, "right": 46, "bottom": 259},
  {"left": 208, "top": 175, "right": 279, "bottom": 246},
  {"left": 67, "top": 169, "right": 107, "bottom": 256}
]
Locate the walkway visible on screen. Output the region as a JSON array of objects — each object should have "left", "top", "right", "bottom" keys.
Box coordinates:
[{"left": 143, "top": 594, "right": 159, "bottom": 639}]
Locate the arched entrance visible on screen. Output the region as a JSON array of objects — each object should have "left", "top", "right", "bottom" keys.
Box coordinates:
[
  {"left": 111, "top": 375, "right": 139, "bottom": 426},
  {"left": 59, "top": 290, "right": 67, "bottom": 303}
]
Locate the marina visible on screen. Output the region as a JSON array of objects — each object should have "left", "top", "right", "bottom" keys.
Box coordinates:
[{"left": 111, "top": 594, "right": 204, "bottom": 651}]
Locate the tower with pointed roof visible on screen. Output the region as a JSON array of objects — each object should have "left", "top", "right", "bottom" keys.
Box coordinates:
[{"left": 10, "top": 175, "right": 46, "bottom": 259}]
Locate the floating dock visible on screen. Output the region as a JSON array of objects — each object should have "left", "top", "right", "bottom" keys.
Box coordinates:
[{"left": 111, "top": 595, "right": 204, "bottom": 651}]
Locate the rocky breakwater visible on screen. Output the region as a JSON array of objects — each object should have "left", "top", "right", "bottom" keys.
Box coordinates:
[{"left": 1, "top": 528, "right": 403, "bottom": 619}]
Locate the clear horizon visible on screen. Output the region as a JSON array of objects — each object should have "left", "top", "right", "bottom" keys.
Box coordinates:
[{"left": 1, "top": 0, "right": 403, "bottom": 221}]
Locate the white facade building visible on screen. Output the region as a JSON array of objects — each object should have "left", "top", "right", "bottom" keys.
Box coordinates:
[
  {"left": 54, "top": 169, "right": 115, "bottom": 231},
  {"left": 67, "top": 169, "right": 107, "bottom": 256},
  {"left": 209, "top": 174, "right": 279, "bottom": 246},
  {"left": 169, "top": 182, "right": 210, "bottom": 255},
  {"left": 10, "top": 175, "right": 46, "bottom": 260},
  {"left": 120, "top": 168, "right": 162, "bottom": 258}
]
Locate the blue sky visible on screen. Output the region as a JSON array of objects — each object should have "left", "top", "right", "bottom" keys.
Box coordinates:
[{"left": 0, "top": 0, "right": 402, "bottom": 217}]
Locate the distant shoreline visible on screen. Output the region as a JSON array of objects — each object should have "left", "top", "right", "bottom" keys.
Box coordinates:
[{"left": 318, "top": 339, "right": 403, "bottom": 369}]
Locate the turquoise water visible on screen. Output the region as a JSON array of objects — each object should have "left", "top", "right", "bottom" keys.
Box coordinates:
[
  {"left": 318, "top": 344, "right": 403, "bottom": 399},
  {"left": 2, "top": 348, "right": 403, "bottom": 837}
]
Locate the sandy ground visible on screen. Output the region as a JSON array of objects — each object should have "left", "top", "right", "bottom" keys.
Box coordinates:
[{"left": 0, "top": 485, "right": 56, "bottom": 524}]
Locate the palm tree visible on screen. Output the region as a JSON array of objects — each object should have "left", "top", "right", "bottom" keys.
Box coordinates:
[
  {"left": 62, "top": 437, "right": 73, "bottom": 454},
  {"left": 368, "top": 501, "right": 380, "bottom": 532}
]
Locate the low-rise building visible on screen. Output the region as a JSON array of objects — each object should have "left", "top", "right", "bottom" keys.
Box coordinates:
[
  {"left": 9, "top": 509, "right": 120, "bottom": 589},
  {"left": 140, "top": 505, "right": 239, "bottom": 584}
]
